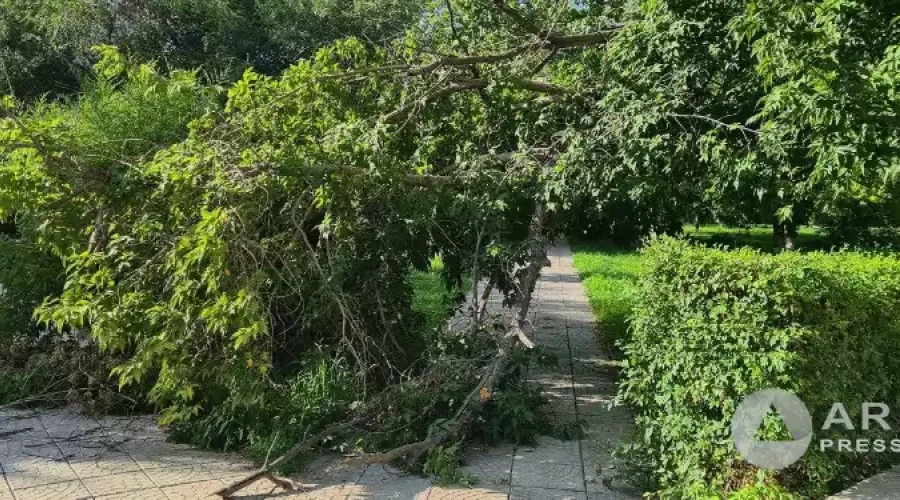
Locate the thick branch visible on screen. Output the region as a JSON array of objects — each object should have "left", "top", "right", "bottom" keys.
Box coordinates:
[
  {"left": 306, "top": 164, "right": 454, "bottom": 185},
  {"left": 382, "top": 78, "right": 564, "bottom": 124},
  {"left": 321, "top": 26, "right": 614, "bottom": 85},
  {"left": 407, "top": 41, "right": 551, "bottom": 76},
  {"left": 214, "top": 418, "right": 363, "bottom": 498},
  {"left": 476, "top": 276, "right": 496, "bottom": 327},
  {"left": 492, "top": 0, "right": 621, "bottom": 45},
  {"left": 87, "top": 207, "right": 107, "bottom": 253},
  {"left": 382, "top": 80, "right": 487, "bottom": 124},
  {"left": 400, "top": 32, "right": 611, "bottom": 78},
  {"left": 505, "top": 202, "right": 547, "bottom": 349},
  {"left": 235, "top": 163, "right": 453, "bottom": 186},
  {"left": 548, "top": 31, "right": 619, "bottom": 48},
  {"left": 529, "top": 48, "right": 559, "bottom": 77}
]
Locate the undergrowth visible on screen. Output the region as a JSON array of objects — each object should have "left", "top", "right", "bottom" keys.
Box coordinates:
[
  {"left": 0, "top": 335, "right": 152, "bottom": 414},
  {"left": 168, "top": 257, "right": 548, "bottom": 474}
]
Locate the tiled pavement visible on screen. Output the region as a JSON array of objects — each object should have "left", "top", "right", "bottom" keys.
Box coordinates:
[
  {"left": 829, "top": 467, "right": 900, "bottom": 499},
  {"left": 0, "top": 243, "right": 637, "bottom": 499}
]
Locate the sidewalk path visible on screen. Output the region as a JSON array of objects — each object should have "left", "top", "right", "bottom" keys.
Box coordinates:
[
  {"left": 829, "top": 467, "right": 900, "bottom": 500},
  {"left": 0, "top": 243, "right": 636, "bottom": 499}
]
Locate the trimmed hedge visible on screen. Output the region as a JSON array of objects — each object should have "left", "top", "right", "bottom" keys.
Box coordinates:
[{"left": 621, "top": 237, "right": 900, "bottom": 498}]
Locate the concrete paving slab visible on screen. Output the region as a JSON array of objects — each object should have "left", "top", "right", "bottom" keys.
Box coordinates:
[
  {"left": 829, "top": 466, "right": 900, "bottom": 499},
  {"left": 460, "top": 445, "right": 513, "bottom": 488},
  {"left": 509, "top": 486, "right": 586, "bottom": 499},
  {"left": 12, "top": 480, "right": 93, "bottom": 500},
  {"left": 161, "top": 479, "right": 232, "bottom": 500},
  {"left": 80, "top": 470, "right": 157, "bottom": 496},
  {"left": 0, "top": 475, "right": 13, "bottom": 500},
  {"left": 425, "top": 486, "right": 507, "bottom": 500},
  {"left": 96, "top": 487, "right": 170, "bottom": 499}
]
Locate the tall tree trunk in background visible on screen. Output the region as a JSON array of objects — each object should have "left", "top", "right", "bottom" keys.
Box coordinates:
[
  {"left": 773, "top": 219, "right": 797, "bottom": 251},
  {"left": 0, "top": 215, "right": 16, "bottom": 237},
  {"left": 783, "top": 220, "right": 797, "bottom": 250},
  {"left": 773, "top": 220, "right": 784, "bottom": 250}
]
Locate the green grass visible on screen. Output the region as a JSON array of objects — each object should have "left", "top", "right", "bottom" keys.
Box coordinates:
[
  {"left": 572, "top": 224, "right": 831, "bottom": 354},
  {"left": 410, "top": 256, "right": 469, "bottom": 334},
  {"left": 572, "top": 243, "right": 645, "bottom": 354},
  {"left": 683, "top": 224, "right": 828, "bottom": 251}
]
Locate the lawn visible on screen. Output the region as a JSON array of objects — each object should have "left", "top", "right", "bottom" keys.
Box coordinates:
[
  {"left": 571, "top": 244, "right": 644, "bottom": 354},
  {"left": 683, "top": 224, "right": 828, "bottom": 251},
  {"left": 410, "top": 256, "right": 470, "bottom": 335},
  {"left": 572, "top": 224, "right": 830, "bottom": 354}
]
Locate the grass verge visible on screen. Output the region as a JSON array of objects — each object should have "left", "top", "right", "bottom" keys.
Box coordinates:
[
  {"left": 571, "top": 243, "right": 644, "bottom": 355},
  {"left": 411, "top": 256, "right": 471, "bottom": 335}
]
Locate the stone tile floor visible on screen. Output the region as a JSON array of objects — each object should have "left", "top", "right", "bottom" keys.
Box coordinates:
[
  {"left": 0, "top": 243, "right": 638, "bottom": 499},
  {"left": 829, "top": 466, "right": 900, "bottom": 500}
]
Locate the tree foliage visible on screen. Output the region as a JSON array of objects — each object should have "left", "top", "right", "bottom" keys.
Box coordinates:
[
  {"left": 597, "top": 0, "right": 900, "bottom": 241},
  {"left": 0, "top": 0, "right": 424, "bottom": 99}
]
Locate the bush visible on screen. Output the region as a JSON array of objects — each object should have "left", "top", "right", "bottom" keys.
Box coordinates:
[
  {"left": 621, "top": 237, "right": 900, "bottom": 498},
  {"left": 169, "top": 354, "right": 353, "bottom": 473},
  {"left": 0, "top": 237, "right": 63, "bottom": 338},
  {"left": 0, "top": 334, "right": 152, "bottom": 414}
]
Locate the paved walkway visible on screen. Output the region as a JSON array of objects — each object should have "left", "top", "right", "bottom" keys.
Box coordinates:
[
  {"left": 0, "top": 243, "right": 636, "bottom": 499},
  {"left": 829, "top": 467, "right": 900, "bottom": 500}
]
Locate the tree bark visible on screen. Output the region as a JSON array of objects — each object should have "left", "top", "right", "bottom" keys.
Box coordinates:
[
  {"left": 773, "top": 220, "right": 784, "bottom": 250},
  {"left": 784, "top": 221, "right": 797, "bottom": 251},
  {"left": 506, "top": 203, "right": 547, "bottom": 349},
  {"left": 773, "top": 220, "right": 797, "bottom": 251}
]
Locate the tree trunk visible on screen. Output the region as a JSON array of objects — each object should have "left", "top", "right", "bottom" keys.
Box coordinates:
[
  {"left": 773, "top": 220, "right": 785, "bottom": 250},
  {"left": 773, "top": 220, "right": 797, "bottom": 251},
  {"left": 783, "top": 221, "right": 797, "bottom": 250},
  {"left": 507, "top": 202, "right": 547, "bottom": 348}
]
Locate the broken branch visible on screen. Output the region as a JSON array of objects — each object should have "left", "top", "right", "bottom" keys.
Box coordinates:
[
  {"left": 382, "top": 78, "right": 564, "bottom": 124},
  {"left": 214, "top": 418, "right": 363, "bottom": 499}
]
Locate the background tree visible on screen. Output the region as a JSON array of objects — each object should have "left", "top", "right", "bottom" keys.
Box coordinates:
[
  {"left": 0, "top": 0, "right": 425, "bottom": 99},
  {"left": 570, "top": 0, "right": 900, "bottom": 249}
]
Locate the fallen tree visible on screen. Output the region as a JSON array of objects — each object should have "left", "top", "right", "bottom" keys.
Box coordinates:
[
  {"left": 1, "top": 0, "right": 607, "bottom": 493},
  {"left": 215, "top": 199, "right": 548, "bottom": 498}
]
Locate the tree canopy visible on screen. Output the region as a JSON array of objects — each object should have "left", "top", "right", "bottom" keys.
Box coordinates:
[{"left": 0, "top": 0, "right": 424, "bottom": 99}]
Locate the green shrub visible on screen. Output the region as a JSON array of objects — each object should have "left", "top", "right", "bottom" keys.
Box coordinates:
[
  {"left": 170, "top": 354, "right": 353, "bottom": 473},
  {"left": 621, "top": 237, "right": 900, "bottom": 498},
  {"left": 0, "top": 335, "right": 152, "bottom": 413},
  {"left": 0, "top": 235, "right": 152, "bottom": 414},
  {"left": 0, "top": 237, "right": 63, "bottom": 338},
  {"left": 424, "top": 444, "right": 478, "bottom": 486}
]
